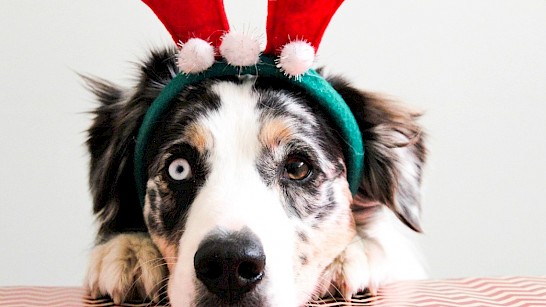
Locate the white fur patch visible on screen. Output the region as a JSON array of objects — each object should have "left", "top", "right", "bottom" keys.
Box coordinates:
[{"left": 168, "top": 81, "right": 297, "bottom": 306}]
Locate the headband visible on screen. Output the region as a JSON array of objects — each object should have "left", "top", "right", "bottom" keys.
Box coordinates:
[{"left": 135, "top": 0, "right": 364, "bottom": 207}]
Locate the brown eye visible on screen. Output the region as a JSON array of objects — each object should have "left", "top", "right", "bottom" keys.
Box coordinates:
[{"left": 284, "top": 157, "right": 312, "bottom": 181}]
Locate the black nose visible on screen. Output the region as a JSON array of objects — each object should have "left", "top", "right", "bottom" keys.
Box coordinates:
[{"left": 194, "top": 229, "right": 266, "bottom": 303}]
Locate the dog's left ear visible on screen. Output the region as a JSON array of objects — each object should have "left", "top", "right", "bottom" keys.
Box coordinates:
[
  {"left": 82, "top": 48, "right": 178, "bottom": 239},
  {"left": 328, "top": 76, "right": 426, "bottom": 232}
]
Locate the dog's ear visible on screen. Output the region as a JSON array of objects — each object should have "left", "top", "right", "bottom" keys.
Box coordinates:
[
  {"left": 83, "top": 48, "right": 178, "bottom": 240},
  {"left": 328, "top": 76, "right": 426, "bottom": 232}
]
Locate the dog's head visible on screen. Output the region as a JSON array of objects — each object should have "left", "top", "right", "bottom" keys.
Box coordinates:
[{"left": 86, "top": 49, "right": 425, "bottom": 306}]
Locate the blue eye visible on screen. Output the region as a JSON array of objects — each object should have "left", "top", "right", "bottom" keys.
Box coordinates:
[{"left": 168, "top": 158, "right": 192, "bottom": 181}]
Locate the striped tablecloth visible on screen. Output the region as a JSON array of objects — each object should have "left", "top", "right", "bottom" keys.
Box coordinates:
[{"left": 1, "top": 276, "right": 545, "bottom": 306}]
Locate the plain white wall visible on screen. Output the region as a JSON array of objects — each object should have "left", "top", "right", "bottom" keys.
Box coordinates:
[{"left": 1, "top": 0, "right": 545, "bottom": 286}]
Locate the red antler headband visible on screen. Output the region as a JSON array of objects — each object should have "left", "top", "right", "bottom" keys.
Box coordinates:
[
  {"left": 143, "top": 0, "right": 344, "bottom": 76},
  {"left": 135, "top": 0, "right": 364, "bottom": 206}
]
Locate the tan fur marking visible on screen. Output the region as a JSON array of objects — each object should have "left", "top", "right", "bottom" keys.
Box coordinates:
[
  {"left": 151, "top": 235, "right": 178, "bottom": 272},
  {"left": 184, "top": 123, "right": 212, "bottom": 154},
  {"left": 260, "top": 118, "right": 294, "bottom": 148}
]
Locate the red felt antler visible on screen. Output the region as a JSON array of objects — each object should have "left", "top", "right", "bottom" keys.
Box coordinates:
[
  {"left": 264, "top": 0, "right": 345, "bottom": 54},
  {"left": 142, "top": 0, "right": 345, "bottom": 77},
  {"left": 142, "top": 0, "right": 229, "bottom": 47}
]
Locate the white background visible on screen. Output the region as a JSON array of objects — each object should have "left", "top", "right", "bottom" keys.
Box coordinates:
[{"left": 1, "top": 0, "right": 545, "bottom": 286}]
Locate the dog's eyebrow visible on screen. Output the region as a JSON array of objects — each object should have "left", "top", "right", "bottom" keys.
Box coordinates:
[
  {"left": 259, "top": 117, "right": 295, "bottom": 148},
  {"left": 183, "top": 122, "right": 213, "bottom": 154}
]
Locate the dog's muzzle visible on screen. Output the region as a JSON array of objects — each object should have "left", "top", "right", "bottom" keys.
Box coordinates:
[{"left": 194, "top": 229, "right": 266, "bottom": 304}]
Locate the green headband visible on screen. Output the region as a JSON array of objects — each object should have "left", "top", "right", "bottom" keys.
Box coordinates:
[{"left": 134, "top": 55, "right": 364, "bottom": 207}]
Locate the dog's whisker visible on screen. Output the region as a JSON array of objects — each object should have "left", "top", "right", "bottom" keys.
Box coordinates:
[
  {"left": 301, "top": 279, "right": 336, "bottom": 306},
  {"left": 146, "top": 278, "right": 168, "bottom": 306},
  {"left": 156, "top": 283, "right": 171, "bottom": 305},
  {"left": 152, "top": 284, "right": 171, "bottom": 307},
  {"left": 119, "top": 257, "right": 170, "bottom": 304},
  {"left": 149, "top": 278, "right": 171, "bottom": 306},
  {"left": 311, "top": 274, "right": 346, "bottom": 304},
  {"left": 144, "top": 276, "right": 171, "bottom": 307}
]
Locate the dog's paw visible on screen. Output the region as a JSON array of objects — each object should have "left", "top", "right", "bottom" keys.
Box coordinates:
[
  {"left": 86, "top": 233, "right": 168, "bottom": 304},
  {"left": 322, "top": 235, "right": 390, "bottom": 300}
]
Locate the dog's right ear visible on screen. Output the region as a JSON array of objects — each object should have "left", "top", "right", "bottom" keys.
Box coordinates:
[
  {"left": 83, "top": 48, "right": 178, "bottom": 240},
  {"left": 328, "top": 76, "right": 427, "bottom": 233}
]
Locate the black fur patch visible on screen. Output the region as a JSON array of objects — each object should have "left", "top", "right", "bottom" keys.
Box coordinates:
[
  {"left": 328, "top": 76, "right": 426, "bottom": 232},
  {"left": 299, "top": 254, "right": 309, "bottom": 266},
  {"left": 297, "top": 230, "right": 309, "bottom": 243},
  {"left": 142, "top": 84, "right": 223, "bottom": 242}
]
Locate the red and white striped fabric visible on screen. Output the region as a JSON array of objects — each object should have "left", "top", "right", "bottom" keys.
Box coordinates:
[
  {"left": 312, "top": 276, "right": 546, "bottom": 307},
  {"left": 1, "top": 276, "right": 545, "bottom": 307},
  {"left": 0, "top": 287, "right": 86, "bottom": 306}
]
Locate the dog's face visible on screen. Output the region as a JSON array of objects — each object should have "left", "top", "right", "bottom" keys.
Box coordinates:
[
  {"left": 86, "top": 49, "right": 425, "bottom": 306},
  {"left": 142, "top": 77, "right": 355, "bottom": 306}
]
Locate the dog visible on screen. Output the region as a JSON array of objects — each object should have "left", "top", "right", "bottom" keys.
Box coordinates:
[{"left": 84, "top": 47, "right": 427, "bottom": 306}]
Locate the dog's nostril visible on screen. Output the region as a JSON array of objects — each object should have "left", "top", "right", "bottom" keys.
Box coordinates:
[
  {"left": 194, "top": 229, "right": 266, "bottom": 303},
  {"left": 238, "top": 259, "right": 264, "bottom": 281},
  {"left": 199, "top": 260, "right": 223, "bottom": 279}
]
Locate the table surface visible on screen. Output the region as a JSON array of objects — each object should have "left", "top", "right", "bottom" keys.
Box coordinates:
[{"left": 1, "top": 276, "right": 545, "bottom": 307}]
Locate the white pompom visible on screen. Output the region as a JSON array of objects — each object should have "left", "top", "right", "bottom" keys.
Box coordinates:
[
  {"left": 177, "top": 38, "right": 216, "bottom": 74},
  {"left": 219, "top": 31, "right": 261, "bottom": 67},
  {"left": 277, "top": 41, "right": 315, "bottom": 77}
]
